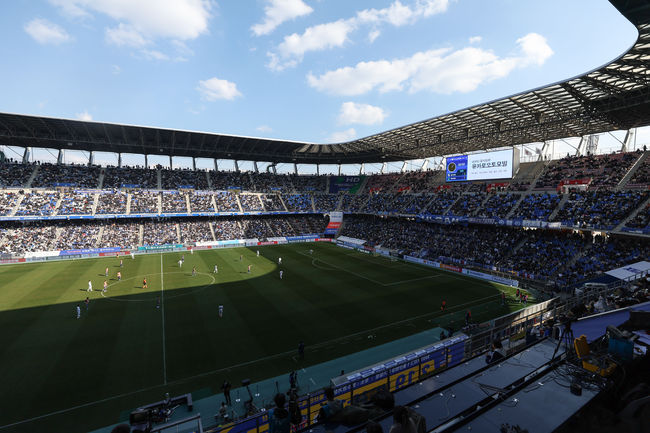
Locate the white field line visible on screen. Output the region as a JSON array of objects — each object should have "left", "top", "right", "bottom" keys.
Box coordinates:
[{"left": 161, "top": 254, "right": 167, "bottom": 385}]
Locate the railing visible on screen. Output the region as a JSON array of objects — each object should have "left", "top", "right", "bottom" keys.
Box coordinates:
[{"left": 151, "top": 414, "right": 203, "bottom": 433}]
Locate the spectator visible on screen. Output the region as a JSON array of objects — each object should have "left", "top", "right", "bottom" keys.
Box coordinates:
[{"left": 268, "top": 393, "right": 290, "bottom": 433}]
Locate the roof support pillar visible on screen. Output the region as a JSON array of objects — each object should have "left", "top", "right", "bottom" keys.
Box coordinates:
[
  {"left": 22, "top": 147, "right": 30, "bottom": 164},
  {"left": 574, "top": 137, "right": 586, "bottom": 156},
  {"left": 401, "top": 161, "right": 407, "bottom": 173},
  {"left": 338, "top": 164, "right": 342, "bottom": 176},
  {"left": 234, "top": 160, "right": 240, "bottom": 172},
  {"left": 421, "top": 160, "right": 429, "bottom": 171},
  {"left": 254, "top": 161, "right": 259, "bottom": 173},
  {"left": 169, "top": 155, "right": 172, "bottom": 169},
  {"left": 214, "top": 159, "right": 218, "bottom": 172},
  {"left": 272, "top": 164, "right": 277, "bottom": 175},
  {"left": 380, "top": 162, "right": 386, "bottom": 174},
  {"left": 118, "top": 153, "right": 122, "bottom": 168},
  {"left": 294, "top": 163, "right": 298, "bottom": 175},
  {"left": 193, "top": 157, "right": 197, "bottom": 171},
  {"left": 88, "top": 151, "right": 94, "bottom": 167},
  {"left": 622, "top": 129, "right": 635, "bottom": 152},
  {"left": 57, "top": 149, "right": 63, "bottom": 164},
  {"left": 316, "top": 164, "right": 319, "bottom": 176},
  {"left": 359, "top": 163, "right": 365, "bottom": 175},
  {"left": 144, "top": 154, "right": 148, "bottom": 168}
]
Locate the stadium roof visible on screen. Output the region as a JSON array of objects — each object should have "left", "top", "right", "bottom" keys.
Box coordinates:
[{"left": 1, "top": 0, "right": 650, "bottom": 165}]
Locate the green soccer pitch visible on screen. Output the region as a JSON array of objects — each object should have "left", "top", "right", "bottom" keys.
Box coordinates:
[{"left": 0, "top": 242, "right": 532, "bottom": 432}]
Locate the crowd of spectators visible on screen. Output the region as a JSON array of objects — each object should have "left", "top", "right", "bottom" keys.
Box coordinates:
[
  {"left": 96, "top": 191, "right": 127, "bottom": 214},
  {"left": 210, "top": 171, "right": 253, "bottom": 191},
  {"left": 262, "top": 194, "right": 286, "bottom": 211},
  {"left": 213, "top": 219, "right": 244, "bottom": 240},
  {"left": 448, "top": 193, "right": 483, "bottom": 216},
  {"left": 289, "top": 174, "right": 327, "bottom": 193},
  {"left": 535, "top": 152, "right": 639, "bottom": 189},
  {"left": 628, "top": 154, "right": 650, "bottom": 186},
  {"left": 214, "top": 192, "right": 240, "bottom": 212},
  {"left": 425, "top": 191, "right": 461, "bottom": 215},
  {"left": 103, "top": 166, "right": 158, "bottom": 189},
  {"left": 403, "top": 195, "right": 432, "bottom": 215},
  {"left": 142, "top": 221, "right": 178, "bottom": 245},
  {"left": 189, "top": 191, "right": 216, "bottom": 212},
  {"left": 0, "top": 191, "right": 20, "bottom": 215},
  {"left": 341, "top": 194, "right": 369, "bottom": 212},
  {"left": 0, "top": 223, "right": 57, "bottom": 253},
  {"left": 625, "top": 204, "right": 649, "bottom": 230},
  {"left": 312, "top": 194, "right": 339, "bottom": 212},
  {"left": 97, "top": 222, "right": 140, "bottom": 248},
  {"left": 130, "top": 191, "right": 159, "bottom": 214},
  {"left": 161, "top": 191, "right": 188, "bottom": 213},
  {"left": 252, "top": 173, "right": 287, "bottom": 193},
  {"left": 179, "top": 221, "right": 213, "bottom": 243},
  {"left": 161, "top": 168, "right": 209, "bottom": 190},
  {"left": 284, "top": 194, "right": 313, "bottom": 212},
  {"left": 553, "top": 190, "right": 648, "bottom": 229},
  {"left": 365, "top": 173, "right": 399, "bottom": 193},
  {"left": 515, "top": 193, "right": 560, "bottom": 221},
  {"left": 54, "top": 222, "right": 100, "bottom": 250},
  {"left": 239, "top": 194, "right": 264, "bottom": 211},
  {"left": 15, "top": 192, "right": 58, "bottom": 216},
  {"left": 475, "top": 193, "right": 521, "bottom": 218},
  {"left": 0, "top": 161, "right": 35, "bottom": 187},
  {"left": 58, "top": 192, "right": 94, "bottom": 215},
  {"left": 31, "top": 163, "right": 101, "bottom": 188}
]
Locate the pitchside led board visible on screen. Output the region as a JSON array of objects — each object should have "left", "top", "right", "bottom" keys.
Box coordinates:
[{"left": 445, "top": 148, "right": 519, "bottom": 182}]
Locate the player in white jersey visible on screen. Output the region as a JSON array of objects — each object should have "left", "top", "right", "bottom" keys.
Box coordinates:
[
  {"left": 103, "top": 280, "right": 108, "bottom": 293},
  {"left": 131, "top": 251, "right": 135, "bottom": 259},
  {"left": 190, "top": 247, "right": 193, "bottom": 255},
  {"left": 178, "top": 259, "right": 183, "bottom": 268},
  {"left": 192, "top": 266, "right": 197, "bottom": 277},
  {"left": 76, "top": 304, "right": 81, "bottom": 319},
  {"left": 105, "top": 267, "right": 109, "bottom": 277},
  {"left": 218, "top": 305, "right": 223, "bottom": 317},
  {"left": 256, "top": 250, "right": 260, "bottom": 257},
  {"left": 214, "top": 264, "right": 218, "bottom": 274},
  {"left": 278, "top": 257, "right": 282, "bottom": 265},
  {"left": 279, "top": 270, "right": 283, "bottom": 280},
  {"left": 309, "top": 249, "right": 313, "bottom": 255},
  {"left": 87, "top": 280, "right": 93, "bottom": 292}
]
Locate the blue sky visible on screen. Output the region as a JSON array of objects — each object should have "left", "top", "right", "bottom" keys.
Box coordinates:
[{"left": 0, "top": 0, "right": 643, "bottom": 171}]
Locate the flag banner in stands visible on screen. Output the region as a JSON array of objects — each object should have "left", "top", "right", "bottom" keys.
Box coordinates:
[
  {"left": 60, "top": 247, "right": 120, "bottom": 256},
  {"left": 329, "top": 176, "right": 366, "bottom": 193},
  {"left": 325, "top": 211, "right": 343, "bottom": 234}
]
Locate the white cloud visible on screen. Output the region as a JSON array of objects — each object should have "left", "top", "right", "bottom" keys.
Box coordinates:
[
  {"left": 76, "top": 110, "right": 93, "bottom": 121},
  {"left": 308, "top": 33, "right": 553, "bottom": 96},
  {"left": 24, "top": 18, "right": 71, "bottom": 45},
  {"left": 516, "top": 33, "right": 553, "bottom": 66},
  {"left": 50, "top": 0, "right": 212, "bottom": 41},
  {"left": 268, "top": 0, "right": 450, "bottom": 70},
  {"left": 141, "top": 49, "right": 170, "bottom": 61},
  {"left": 469, "top": 36, "right": 482, "bottom": 44},
  {"left": 338, "top": 102, "right": 387, "bottom": 125},
  {"left": 252, "top": 0, "right": 313, "bottom": 36},
  {"left": 197, "top": 77, "right": 242, "bottom": 101},
  {"left": 105, "top": 23, "right": 149, "bottom": 47},
  {"left": 256, "top": 125, "right": 273, "bottom": 133},
  {"left": 329, "top": 128, "right": 356, "bottom": 142}
]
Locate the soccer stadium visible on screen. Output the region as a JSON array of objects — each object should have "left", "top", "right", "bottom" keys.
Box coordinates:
[{"left": 1, "top": 1, "right": 650, "bottom": 433}]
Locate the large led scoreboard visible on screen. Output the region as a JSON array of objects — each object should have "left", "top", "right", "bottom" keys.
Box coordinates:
[{"left": 446, "top": 148, "right": 519, "bottom": 182}]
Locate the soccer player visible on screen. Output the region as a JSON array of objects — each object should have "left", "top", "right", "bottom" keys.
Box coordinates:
[
  {"left": 247, "top": 264, "right": 251, "bottom": 274},
  {"left": 214, "top": 264, "right": 218, "bottom": 274},
  {"left": 120, "top": 259, "right": 123, "bottom": 268},
  {"left": 84, "top": 297, "right": 90, "bottom": 311},
  {"left": 105, "top": 267, "right": 109, "bottom": 277},
  {"left": 103, "top": 280, "right": 108, "bottom": 293},
  {"left": 239, "top": 254, "right": 242, "bottom": 262},
  {"left": 76, "top": 304, "right": 81, "bottom": 319},
  {"left": 117, "top": 271, "right": 122, "bottom": 281},
  {"left": 192, "top": 266, "right": 197, "bottom": 277},
  {"left": 309, "top": 249, "right": 313, "bottom": 255},
  {"left": 190, "top": 247, "right": 193, "bottom": 255},
  {"left": 181, "top": 254, "right": 185, "bottom": 263},
  {"left": 278, "top": 257, "right": 282, "bottom": 265},
  {"left": 178, "top": 259, "right": 183, "bottom": 268},
  {"left": 156, "top": 297, "right": 161, "bottom": 309},
  {"left": 256, "top": 250, "right": 260, "bottom": 257},
  {"left": 131, "top": 251, "right": 135, "bottom": 260},
  {"left": 279, "top": 270, "right": 283, "bottom": 280},
  {"left": 87, "top": 280, "right": 93, "bottom": 292},
  {"left": 441, "top": 300, "right": 446, "bottom": 311},
  {"left": 218, "top": 305, "right": 223, "bottom": 318},
  {"left": 142, "top": 278, "right": 148, "bottom": 289}
]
